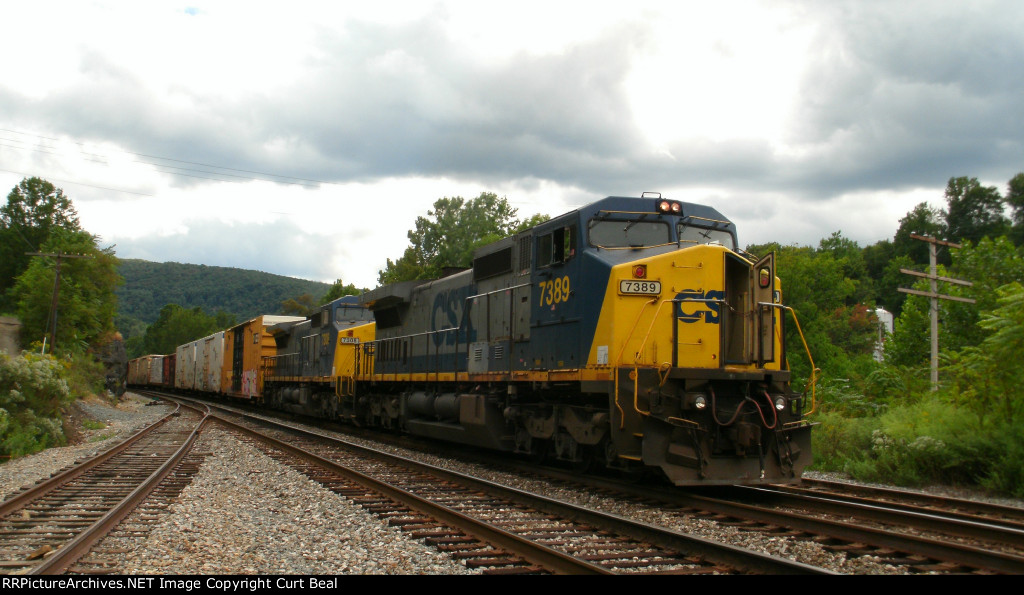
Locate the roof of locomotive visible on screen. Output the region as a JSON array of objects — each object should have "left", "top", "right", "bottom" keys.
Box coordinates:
[
  {"left": 528, "top": 194, "right": 738, "bottom": 251},
  {"left": 576, "top": 195, "right": 735, "bottom": 231},
  {"left": 361, "top": 194, "right": 740, "bottom": 307}
]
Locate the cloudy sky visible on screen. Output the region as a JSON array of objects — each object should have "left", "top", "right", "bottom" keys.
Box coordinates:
[{"left": 1, "top": 1, "right": 1021, "bottom": 289}]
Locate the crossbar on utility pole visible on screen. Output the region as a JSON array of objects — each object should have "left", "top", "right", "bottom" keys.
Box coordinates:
[
  {"left": 25, "top": 252, "right": 92, "bottom": 354},
  {"left": 897, "top": 235, "right": 976, "bottom": 391}
]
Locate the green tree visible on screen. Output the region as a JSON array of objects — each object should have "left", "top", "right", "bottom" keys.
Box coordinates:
[
  {"left": 10, "top": 228, "right": 121, "bottom": 354},
  {"left": 943, "top": 237, "right": 1024, "bottom": 349},
  {"left": 319, "top": 279, "right": 362, "bottom": 305},
  {"left": 818, "top": 231, "right": 874, "bottom": 305},
  {"left": 378, "top": 247, "right": 427, "bottom": 286},
  {"left": 0, "top": 178, "right": 83, "bottom": 308},
  {"left": 949, "top": 282, "right": 1024, "bottom": 424},
  {"left": 881, "top": 281, "right": 932, "bottom": 369},
  {"left": 882, "top": 236, "right": 1024, "bottom": 369},
  {"left": 378, "top": 192, "right": 538, "bottom": 284},
  {"left": 1006, "top": 172, "right": 1024, "bottom": 246},
  {"left": 136, "top": 304, "right": 235, "bottom": 357},
  {"left": 893, "top": 202, "right": 947, "bottom": 265},
  {"left": 514, "top": 213, "right": 552, "bottom": 233},
  {"left": 863, "top": 238, "right": 914, "bottom": 316},
  {"left": 748, "top": 238, "right": 880, "bottom": 387},
  {"left": 944, "top": 176, "right": 1010, "bottom": 246},
  {"left": 281, "top": 294, "right": 316, "bottom": 317}
]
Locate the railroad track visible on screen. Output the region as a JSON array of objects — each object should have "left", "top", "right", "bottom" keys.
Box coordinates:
[
  {"left": 485, "top": 465, "right": 1024, "bottom": 574},
  {"left": 195, "top": 399, "right": 831, "bottom": 575},
  {"left": 141, "top": 392, "right": 1024, "bottom": 574},
  {"left": 775, "top": 477, "right": 1024, "bottom": 530},
  {"left": 733, "top": 482, "right": 1024, "bottom": 552},
  {"left": 299, "top": 408, "right": 1024, "bottom": 574},
  {"left": 0, "top": 402, "right": 209, "bottom": 575}
]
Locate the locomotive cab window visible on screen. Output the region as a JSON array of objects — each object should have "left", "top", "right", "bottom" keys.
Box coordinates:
[
  {"left": 677, "top": 223, "right": 736, "bottom": 250},
  {"left": 588, "top": 218, "right": 670, "bottom": 249},
  {"left": 536, "top": 225, "right": 577, "bottom": 268},
  {"left": 335, "top": 304, "right": 371, "bottom": 326}
]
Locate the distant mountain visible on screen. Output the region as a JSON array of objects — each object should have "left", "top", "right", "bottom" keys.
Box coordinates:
[{"left": 116, "top": 259, "right": 331, "bottom": 329}]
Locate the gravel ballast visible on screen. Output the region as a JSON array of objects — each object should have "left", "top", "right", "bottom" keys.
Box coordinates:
[
  {"left": 4, "top": 392, "right": 1023, "bottom": 575},
  {"left": 116, "top": 426, "right": 473, "bottom": 575}
]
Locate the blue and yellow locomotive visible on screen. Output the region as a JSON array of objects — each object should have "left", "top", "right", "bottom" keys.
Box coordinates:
[{"left": 262, "top": 193, "right": 813, "bottom": 485}]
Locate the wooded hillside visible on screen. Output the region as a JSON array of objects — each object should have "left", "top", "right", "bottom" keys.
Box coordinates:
[{"left": 116, "top": 259, "right": 331, "bottom": 333}]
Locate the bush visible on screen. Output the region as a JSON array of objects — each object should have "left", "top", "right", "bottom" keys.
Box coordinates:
[
  {"left": 815, "top": 378, "right": 885, "bottom": 417},
  {"left": 979, "top": 423, "right": 1024, "bottom": 498},
  {"left": 834, "top": 394, "right": 1019, "bottom": 492},
  {"left": 0, "top": 352, "right": 73, "bottom": 458},
  {"left": 809, "top": 410, "right": 879, "bottom": 472}
]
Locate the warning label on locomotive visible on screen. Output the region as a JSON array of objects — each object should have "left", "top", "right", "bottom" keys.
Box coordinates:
[{"left": 619, "top": 280, "right": 661, "bottom": 295}]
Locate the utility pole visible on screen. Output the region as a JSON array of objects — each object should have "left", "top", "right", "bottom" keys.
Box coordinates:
[
  {"left": 25, "top": 251, "right": 92, "bottom": 354},
  {"left": 897, "top": 234, "right": 975, "bottom": 391}
]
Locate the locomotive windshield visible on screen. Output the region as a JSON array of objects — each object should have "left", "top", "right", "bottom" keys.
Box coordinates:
[
  {"left": 588, "top": 219, "right": 671, "bottom": 248},
  {"left": 677, "top": 222, "right": 735, "bottom": 250}
]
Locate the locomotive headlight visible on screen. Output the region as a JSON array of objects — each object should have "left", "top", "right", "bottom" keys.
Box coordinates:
[
  {"left": 656, "top": 199, "right": 684, "bottom": 214},
  {"left": 774, "top": 396, "right": 787, "bottom": 411},
  {"left": 685, "top": 392, "right": 708, "bottom": 410}
]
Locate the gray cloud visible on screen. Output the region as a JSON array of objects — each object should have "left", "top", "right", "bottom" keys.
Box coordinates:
[
  {"left": 0, "top": 13, "right": 653, "bottom": 191},
  {"left": 784, "top": 2, "right": 1024, "bottom": 194},
  {"left": 268, "top": 16, "right": 652, "bottom": 187},
  {"left": 2, "top": 2, "right": 1022, "bottom": 263}
]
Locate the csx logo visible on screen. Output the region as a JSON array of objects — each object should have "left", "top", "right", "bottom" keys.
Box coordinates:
[
  {"left": 431, "top": 287, "right": 477, "bottom": 346},
  {"left": 675, "top": 290, "right": 724, "bottom": 324}
]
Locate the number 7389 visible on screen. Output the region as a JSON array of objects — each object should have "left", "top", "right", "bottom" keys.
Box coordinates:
[{"left": 538, "top": 276, "right": 571, "bottom": 306}]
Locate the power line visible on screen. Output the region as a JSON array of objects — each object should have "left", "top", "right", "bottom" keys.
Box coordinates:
[
  {"left": 0, "top": 167, "right": 154, "bottom": 197},
  {"left": 1, "top": 137, "right": 322, "bottom": 187},
  {"left": 0, "top": 128, "right": 335, "bottom": 188}
]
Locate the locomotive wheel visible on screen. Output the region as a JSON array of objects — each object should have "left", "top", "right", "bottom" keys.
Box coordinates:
[
  {"left": 571, "top": 445, "right": 596, "bottom": 474},
  {"left": 529, "top": 438, "right": 551, "bottom": 464}
]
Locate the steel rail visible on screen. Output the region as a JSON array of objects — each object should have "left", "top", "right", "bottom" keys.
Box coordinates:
[
  {"left": 698, "top": 490, "right": 1024, "bottom": 573},
  {"left": 745, "top": 484, "right": 1024, "bottom": 547},
  {"left": 796, "top": 477, "right": 1024, "bottom": 524},
  {"left": 0, "top": 402, "right": 179, "bottom": 519},
  {"left": 207, "top": 412, "right": 612, "bottom": 575},
  {"left": 28, "top": 405, "right": 211, "bottom": 575},
  {"left": 198, "top": 400, "right": 833, "bottom": 575},
  {"left": 481, "top": 460, "right": 1024, "bottom": 574},
  {"left": 162, "top": 393, "right": 1018, "bottom": 574}
]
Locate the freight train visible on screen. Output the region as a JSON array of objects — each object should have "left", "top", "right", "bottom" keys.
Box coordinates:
[{"left": 128, "top": 194, "right": 815, "bottom": 485}]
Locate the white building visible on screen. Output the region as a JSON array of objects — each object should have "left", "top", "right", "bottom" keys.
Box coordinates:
[{"left": 874, "top": 307, "right": 895, "bottom": 361}]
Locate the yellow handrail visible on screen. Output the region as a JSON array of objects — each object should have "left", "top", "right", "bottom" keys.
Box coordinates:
[
  {"left": 783, "top": 306, "right": 819, "bottom": 416},
  {"left": 613, "top": 297, "right": 659, "bottom": 428}
]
